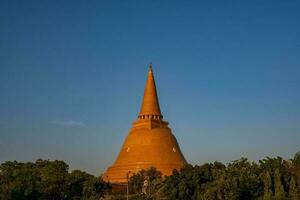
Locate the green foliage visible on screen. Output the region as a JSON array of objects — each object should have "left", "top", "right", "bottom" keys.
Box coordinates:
[
  {"left": 288, "top": 177, "right": 299, "bottom": 200},
  {"left": 262, "top": 171, "right": 273, "bottom": 200},
  {"left": 128, "top": 167, "right": 162, "bottom": 195},
  {"left": 0, "top": 161, "right": 42, "bottom": 200},
  {"left": 1, "top": 152, "right": 300, "bottom": 200},
  {"left": 274, "top": 168, "right": 285, "bottom": 200},
  {"left": 294, "top": 151, "right": 300, "bottom": 166},
  {"left": 0, "top": 159, "right": 109, "bottom": 200},
  {"left": 160, "top": 155, "right": 300, "bottom": 200}
]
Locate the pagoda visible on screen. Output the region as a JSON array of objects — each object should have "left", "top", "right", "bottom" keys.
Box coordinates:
[{"left": 103, "top": 65, "right": 187, "bottom": 183}]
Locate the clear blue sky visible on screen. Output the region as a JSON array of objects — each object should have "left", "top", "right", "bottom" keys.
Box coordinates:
[{"left": 0, "top": 0, "right": 299, "bottom": 175}]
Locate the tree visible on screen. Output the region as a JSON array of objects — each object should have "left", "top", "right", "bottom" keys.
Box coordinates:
[
  {"left": 274, "top": 168, "right": 285, "bottom": 200},
  {"left": 36, "top": 160, "right": 69, "bottom": 199},
  {"left": 82, "top": 177, "right": 110, "bottom": 200},
  {"left": 2, "top": 155, "right": 300, "bottom": 200},
  {"left": 262, "top": 171, "right": 273, "bottom": 200},
  {"left": 0, "top": 161, "right": 42, "bottom": 200},
  {"left": 128, "top": 167, "right": 162, "bottom": 195},
  {"left": 0, "top": 159, "right": 110, "bottom": 200},
  {"left": 259, "top": 157, "right": 283, "bottom": 175},
  {"left": 67, "top": 170, "right": 95, "bottom": 200},
  {"left": 288, "top": 177, "right": 299, "bottom": 200},
  {"left": 293, "top": 151, "right": 300, "bottom": 166}
]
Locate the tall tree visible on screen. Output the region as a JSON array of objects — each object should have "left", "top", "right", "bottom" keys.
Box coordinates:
[
  {"left": 262, "top": 171, "right": 273, "bottom": 200},
  {"left": 274, "top": 168, "right": 285, "bottom": 200},
  {"left": 288, "top": 177, "right": 299, "bottom": 200},
  {"left": 293, "top": 151, "right": 300, "bottom": 166}
]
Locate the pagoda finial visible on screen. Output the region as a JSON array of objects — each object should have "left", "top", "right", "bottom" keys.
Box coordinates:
[
  {"left": 149, "top": 62, "right": 152, "bottom": 69},
  {"left": 138, "top": 64, "right": 163, "bottom": 120}
]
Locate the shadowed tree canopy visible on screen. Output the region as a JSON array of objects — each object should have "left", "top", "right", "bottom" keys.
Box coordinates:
[
  {"left": 0, "top": 159, "right": 110, "bottom": 200},
  {"left": 1, "top": 152, "right": 300, "bottom": 200}
]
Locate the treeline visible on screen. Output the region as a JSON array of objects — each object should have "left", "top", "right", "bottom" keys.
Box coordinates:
[
  {"left": 127, "top": 153, "right": 300, "bottom": 200},
  {"left": 0, "top": 152, "right": 299, "bottom": 200},
  {"left": 160, "top": 156, "right": 300, "bottom": 200},
  {"left": 0, "top": 159, "right": 109, "bottom": 200}
]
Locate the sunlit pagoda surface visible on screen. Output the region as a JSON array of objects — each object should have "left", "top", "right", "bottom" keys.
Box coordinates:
[{"left": 103, "top": 65, "right": 187, "bottom": 183}]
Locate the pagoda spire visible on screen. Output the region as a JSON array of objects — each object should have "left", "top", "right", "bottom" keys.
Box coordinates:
[
  {"left": 138, "top": 64, "right": 163, "bottom": 120},
  {"left": 103, "top": 63, "right": 187, "bottom": 183}
]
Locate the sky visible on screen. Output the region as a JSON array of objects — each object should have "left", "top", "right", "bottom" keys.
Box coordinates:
[{"left": 0, "top": 0, "right": 299, "bottom": 175}]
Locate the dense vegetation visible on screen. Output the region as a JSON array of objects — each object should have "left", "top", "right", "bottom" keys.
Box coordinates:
[
  {"left": 159, "top": 156, "right": 300, "bottom": 200},
  {"left": 128, "top": 153, "right": 300, "bottom": 200},
  {"left": 1, "top": 152, "right": 299, "bottom": 200},
  {"left": 0, "top": 159, "right": 109, "bottom": 200}
]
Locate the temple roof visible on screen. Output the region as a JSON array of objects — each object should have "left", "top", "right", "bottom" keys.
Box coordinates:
[{"left": 138, "top": 64, "right": 163, "bottom": 119}]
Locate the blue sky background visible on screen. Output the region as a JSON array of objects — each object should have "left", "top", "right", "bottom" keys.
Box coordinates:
[{"left": 0, "top": 0, "right": 299, "bottom": 175}]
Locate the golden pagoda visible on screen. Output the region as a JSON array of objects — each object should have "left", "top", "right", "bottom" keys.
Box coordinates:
[{"left": 103, "top": 65, "right": 187, "bottom": 183}]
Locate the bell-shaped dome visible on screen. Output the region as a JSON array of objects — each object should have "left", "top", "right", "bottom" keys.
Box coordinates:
[{"left": 103, "top": 65, "right": 187, "bottom": 183}]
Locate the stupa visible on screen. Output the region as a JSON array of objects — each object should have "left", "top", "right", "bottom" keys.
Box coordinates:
[{"left": 103, "top": 65, "right": 187, "bottom": 183}]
